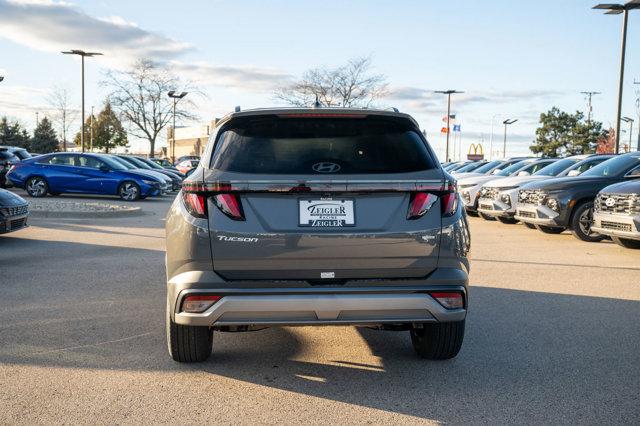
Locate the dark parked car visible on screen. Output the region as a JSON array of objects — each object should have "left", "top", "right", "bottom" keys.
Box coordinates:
[
  {"left": 0, "top": 150, "right": 19, "bottom": 188},
  {"left": 515, "top": 152, "right": 640, "bottom": 241},
  {"left": 592, "top": 180, "right": 640, "bottom": 249},
  {"left": 165, "top": 107, "right": 470, "bottom": 363},
  {"left": 115, "top": 155, "right": 182, "bottom": 191},
  {"left": 0, "top": 188, "right": 28, "bottom": 234},
  {"left": 150, "top": 157, "right": 181, "bottom": 172},
  {"left": 6, "top": 152, "right": 165, "bottom": 200},
  {"left": 134, "top": 156, "right": 185, "bottom": 181},
  {"left": 0, "top": 146, "right": 32, "bottom": 161}
]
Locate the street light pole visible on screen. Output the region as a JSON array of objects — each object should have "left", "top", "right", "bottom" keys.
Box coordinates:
[
  {"left": 593, "top": 1, "right": 640, "bottom": 153},
  {"left": 435, "top": 90, "right": 464, "bottom": 161},
  {"left": 61, "top": 50, "right": 103, "bottom": 153},
  {"left": 90, "top": 106, "right": 94, "bottom": 152},
  {"left": 167, "top": 91, "right": 188, "bottom": 163},
  {"left": 580, "top": 91, "right": 601, "bottom": 123},
  {"left": 502, "top": 119, "right": 518, "bottom": 158},
  {"left": 621, "top": 117, "right": 634, "bottom": 152}
]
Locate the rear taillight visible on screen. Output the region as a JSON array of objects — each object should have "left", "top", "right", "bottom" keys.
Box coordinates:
[
  {"left": 407, "top": 180, "right": 458, "bottom": 219},
  {"left": 430, "top": 292, "right": 464, "bottom": 309},
  {"left": 213, "top": 193, "right": 245, "bottom": 221},
  {"left": 182, "top": 192, "right": 207, "bottom": 218},
  {"left": 441, "top": 192, "right": 459, "bottom": 217},
  {"left": 182, "top": 295, "right": 222, "bottom": 313},
  {"left": 407, "top": 192, "right": 438, "bottom": 219}
]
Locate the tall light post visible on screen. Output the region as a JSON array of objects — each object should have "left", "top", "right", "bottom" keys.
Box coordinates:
[
  {"left": 167, "top": 91, "right": 188, "bottom": 163},
  {"left": 621, "top": 117, "right": 634, "bottom": 152},
  {"left": 502, "top": 118, "right": 518, "bottom": 158},
  {"left": 593, "top": 1, "right": 640, "bottom": 153},
  {"left": 90, "top": 105, "right": 94, "bottom": 152},
  {"left": 62, "top": 50, "right": 102, "bottom": 153},
  {"left": 435, "top": 90, "right": 464, "bottom": 161}
]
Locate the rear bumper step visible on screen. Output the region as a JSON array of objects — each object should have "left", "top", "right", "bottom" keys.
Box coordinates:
[{"left": 173, "top": 293, "right": 466, "bottom": 326}]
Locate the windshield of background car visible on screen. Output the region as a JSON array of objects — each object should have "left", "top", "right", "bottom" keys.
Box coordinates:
[
  {"left": 580, "top": 154, "right": 640, "bottom": 177},
  {"left": 472, "top": 160, "right": 502, "bottom": 173},
  {"left": 454, "top": 162, "right": 485, "bottom": 173},
  {"left": 0, "top": 152, "right": 18, "bottom": 161},
  {"left": 125, "top": 157, "right": 152, "bottom": 169},
  {"left": 533, "top": 158, "right": 576, "bottom": 176},
  {"left": 108, "top": 156, "right": 136, "bottom": 170},
  {"left": 12, "top": 149, "right": 31, "bottom": 160},
  {"left": 496, "top": 160, "right": 529, "bottom": 176},
  {"left": 99, "top": 156, "right": 127, "bottom": 171},
  {"left": 210, "top": 116, "right": 436, "bottom": 174}
]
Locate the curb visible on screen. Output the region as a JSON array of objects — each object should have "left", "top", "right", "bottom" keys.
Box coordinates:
[{"left": 29, "top": 207, "right": 143, "bottom": 219}]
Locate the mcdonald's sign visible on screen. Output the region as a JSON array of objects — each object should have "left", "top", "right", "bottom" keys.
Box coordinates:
[{"left": 467, "top": 143, "right": 484, "bottom": 161}]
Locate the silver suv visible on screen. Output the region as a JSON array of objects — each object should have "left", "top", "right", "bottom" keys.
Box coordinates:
[{"left": 165, "top": 108, "right": 471, "bottom": 362}]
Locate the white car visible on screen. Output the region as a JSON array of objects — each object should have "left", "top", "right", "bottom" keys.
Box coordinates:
[
  {"left": 458, "top": 158, "right": 542, "bottom": 216},
  {"left": 477, "top": 155, "right": 612, "bottom": 223}
]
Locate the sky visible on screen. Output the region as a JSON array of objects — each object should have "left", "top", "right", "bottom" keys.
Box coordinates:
[{"left": 0, "top": 0, "right": 639, "bottom": 159}]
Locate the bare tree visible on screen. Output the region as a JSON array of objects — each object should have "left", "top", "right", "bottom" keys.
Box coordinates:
[
  {"left": 275, "top": 57, "right": 388, "bottom": 108},
  {"left": 46, "top": 85, "right": 77, "bottom": 152},
  {"left": 102, "top": 59, "right": 198, "bottom": 157}
]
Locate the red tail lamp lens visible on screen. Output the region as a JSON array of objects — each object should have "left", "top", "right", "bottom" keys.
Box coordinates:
[
  {"left": 213, "top": 194, "right": 244, "bottom": 220},
  {"left": 182, "top": 295, "right": 222, "bottom": 313},
  {"left": 407, "top": 192, "right": 438, "bottom": 219},
  {"left": 430, "top": 292, "right": 464, "bottom": 309},
  {"left": 182, "top": 192, "right": 207, "bottom": 218},
  {"left": 441, "top": 192, "right": 459, "bottom": 217}
]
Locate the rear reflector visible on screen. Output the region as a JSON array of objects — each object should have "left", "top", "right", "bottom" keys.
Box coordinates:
[
  {"left": 407, "top": 192, "right": 438, "bottom": 219},
  {"left": 182, "top": 295, "right": 222, "bottom": 313},
  {"left": 213, "top": 193, "right": 245, "bottom": 220},
  {"left": 430, "top": 292, "right": 464, "bottom": 309},
  {"left": 182, "top": 192, "right": 207, "bottom": 218}
]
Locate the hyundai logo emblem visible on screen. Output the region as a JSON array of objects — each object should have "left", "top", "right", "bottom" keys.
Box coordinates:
[
  {"left": 312, "top": 162, "right": 341, "bottom": 173},
  {"left": 604, "top": 197, "right": 616, "bottom": 207}
]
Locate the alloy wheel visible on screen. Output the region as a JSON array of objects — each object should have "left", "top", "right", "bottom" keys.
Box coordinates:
[
  {"left": 120, "top": 182, "right": 139, "bottom": 201},
  {"left": 578, "top": 207, "right": 595, "bottom": 237},
  {"left": 27, "top": 178, "right": 47, "bottom": 197}
]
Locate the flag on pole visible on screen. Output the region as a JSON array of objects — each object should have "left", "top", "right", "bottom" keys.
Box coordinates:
[
  {"left": 453, "top": 124, "right": 461, "bottom": 132},
  {"left": 440, "top": 127, "right": 448, "bottom": 134}
]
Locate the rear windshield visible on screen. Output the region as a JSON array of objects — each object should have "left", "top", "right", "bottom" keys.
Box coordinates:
[
  {"left": 210, "top": 116, "right": 436, "bottom": 174},
  {"left": 581, "top": 154, "right": 640, "bottom": 177}
]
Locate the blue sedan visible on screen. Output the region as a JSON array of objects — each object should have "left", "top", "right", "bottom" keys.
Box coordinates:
[{"left": 6, "top": 152, "right": 165, "bottom": 201}]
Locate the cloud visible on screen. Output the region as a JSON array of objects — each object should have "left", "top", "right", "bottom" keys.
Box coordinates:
[
  {"left": 169, "top": 61, "right": 293, "bottom": 92},
  {"left": 386, "top": 86, "right": 564, "bottom": 112},
  {"left": 0, "top": 0, "right": 193, "bottom": 66}
]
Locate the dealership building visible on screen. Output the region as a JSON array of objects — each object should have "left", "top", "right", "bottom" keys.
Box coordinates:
[{"left": 166, "top": 119, "right": 219, "bottom": 161}]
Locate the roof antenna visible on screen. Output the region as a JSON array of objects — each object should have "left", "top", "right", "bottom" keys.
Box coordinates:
[{"left": 313, "top": 94, "right": 321, "bottom": 108}]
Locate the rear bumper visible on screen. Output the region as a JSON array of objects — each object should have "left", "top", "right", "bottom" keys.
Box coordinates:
[
  {"left": 174, "top": 292, "right": 466, "bottom": 327},
  {"left": 167, "top": 267, "right": 468, "bottom": 327}
]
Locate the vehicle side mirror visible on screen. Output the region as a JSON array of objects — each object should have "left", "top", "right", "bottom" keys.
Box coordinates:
[
  {"left": 99, "top": 165, "right": 111, "bottom": 172},
  {"left": 517, "top": 171, "right": 530, "bottom": 176},
  {"left": 567, "top": 169, "right": 580, "bottom": 177}
]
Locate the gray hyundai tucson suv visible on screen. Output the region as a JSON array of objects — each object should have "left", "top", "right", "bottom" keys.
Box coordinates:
[{"left": 165, "top": 108, "right": 471, "bottom": 362}]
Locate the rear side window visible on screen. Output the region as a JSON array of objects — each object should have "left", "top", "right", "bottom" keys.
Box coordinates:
[{"left": 210, "top": 116, "right": 436, "bottom": 174}]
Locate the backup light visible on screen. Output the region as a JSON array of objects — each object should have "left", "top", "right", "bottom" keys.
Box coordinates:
[
  {"left": 407, "top": 192, "right": 438, "bottom": 219},
  {"left": 182, "top": 192, "right": 207, "bottom": 218},
  {"left": 182, "top": 295, "right": 222, "bottom": 313},
  {"left": 213, "top": 194, "right": 245, "bottom": 220},
  {"left": 430, "top": 292, "right": 464, "bottom": 309}
]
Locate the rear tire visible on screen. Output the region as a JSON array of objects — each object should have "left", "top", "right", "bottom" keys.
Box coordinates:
[
  {"left": 497, "top": 216, "right": 518, "bottom": 224},
  {"left": 479, "top": 212, "right": 496, "bottom": 221},
  {"left": 535, "top": 225, "right": 565, "bottom": 234},
  {"left": 570, "top": 201, "right": 604, "bottom": 242},
  {"left": 166, "top": 306, "right": 212, "bottom": 363},
  {"left": 612, "top": 236, "right": 640, "bottom": 249},
  {"left": 410, "top": 320, "right": 465, "bottom": 360}
]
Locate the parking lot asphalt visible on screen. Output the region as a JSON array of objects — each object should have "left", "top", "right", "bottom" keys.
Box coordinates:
[{"left": 1, "top": 191, "right": 638, "bottom": 424}]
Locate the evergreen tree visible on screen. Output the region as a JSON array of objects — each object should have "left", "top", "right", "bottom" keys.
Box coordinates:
[
  {"left": 530, "top": 107, "right": 608, "bottom": 157},
  {"left": 74, "top": 102, "right": 128, "bottom": 153},
  {"left": 0, "top": 117, "right": 31, "bottom": 149},
  {"left": 30, "top": 117, "right": 59, "bottom": 153}
]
